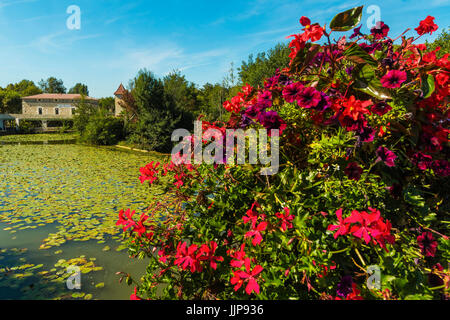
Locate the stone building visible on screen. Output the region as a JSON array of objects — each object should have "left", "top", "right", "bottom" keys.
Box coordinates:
[
  {"left": 114, "top": 84, "right": 126, "bottom": 117},
  {"left": 21, "top": 93, "right": 98, "bottom": 117},
  {"left": 0, "top": 93, "right": 98, "bottom": 132}
]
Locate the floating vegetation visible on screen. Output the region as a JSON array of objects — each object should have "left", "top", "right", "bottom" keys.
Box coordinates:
[{"left": 0, "top": 142, "right": 168, "bottom": 299}]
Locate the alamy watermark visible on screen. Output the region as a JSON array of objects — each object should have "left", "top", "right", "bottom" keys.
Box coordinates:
[
  {"left": 171, "top": 121, "right": 280, "bottom": 176},
  {"left": 66, "top": 266, "right": 81, "bottom": 290},
  {"left": 66, "top": 5, "right": 81, "bottom": 30}
]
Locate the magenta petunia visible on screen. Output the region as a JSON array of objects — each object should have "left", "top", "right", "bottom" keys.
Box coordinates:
[
  {"left": 296, "top": 87, "right": 322, "bottom": 109},
  {"left": 371, "top": 102, "right": 392, "bottom": 116},
  {"left": 371, "top": 21, "right": 390, "bottom": 39},
  {"left": 417, "top": 231, "right": 438, "bottom": 257},
  {"left": 282, "top": 82, "right": 303, "bottom": 103},
  {"left": 380, "top": 70, "right": 407, "bottom": 89},
  {"left": 345, "top": 162, "right": 363, "bottom": 181},
  {"left": 376, "top": 147, "right": 397, "bottom": 167}
]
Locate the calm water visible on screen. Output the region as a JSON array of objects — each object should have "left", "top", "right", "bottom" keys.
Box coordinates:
[{"left": 0, "top": 138, "right": 167, "bottom": 300}]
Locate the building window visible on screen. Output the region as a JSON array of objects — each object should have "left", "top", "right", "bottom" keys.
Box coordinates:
[
  {"left": 38, "top": 107, "right": 43, "bottom": 115},
  {"left": 55, "top": 108, "right": 59, "bottom": 115}
]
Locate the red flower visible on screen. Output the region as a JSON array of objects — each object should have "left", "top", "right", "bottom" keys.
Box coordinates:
[
  {"left": 275, "top": 207, "right": 294, "bottom": 232},
  {"left": 415, "top": 16, "right": 439, "bottom": 35},
  {"left": 380, "top": 70, "right": 407, "bottom": 89},
  {"left": 230, "top": 260, "right": 264, "bottom": 295},
  {"left": 299, "top": 16, "right": 311, "bottom": 27},
  {"left": 116, "top": 209, "right": 137, "bottom": 231},
  {"left": 340, "top": 96, "right": 372, "bottom": 121},
  {"left": 282, "top": 82, "right": 304, "bottom": 103},
  {"left": 174, "top": 242, "right": 202, "bottom": 273},
  {"left": 245, "top": 221, "right": 268, "bottom": 246},
  {"left": 327, "top": 208, "right": 349, "bottom": 239},
  {"left": 139, "top": 161, "right": 160, "bottom": 185},
  {"left": 130, "top": 287, "right": 142, "bottom": 300},
  {"left": 198, "top": 241, "right": 224, "bottom": 270},
  {"left": 229, "top": 243, "right": 247, "bottom": 268},
  {"left": 371, "top": 102, "right": 392, "bottom": 116},
  {"left": 417, "top": 231, "right": 438, "bottom": 257}
]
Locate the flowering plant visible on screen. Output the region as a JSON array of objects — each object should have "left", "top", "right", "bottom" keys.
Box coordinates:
[{"left": 118, "top": 7, "right": 449, "bottom": 300}]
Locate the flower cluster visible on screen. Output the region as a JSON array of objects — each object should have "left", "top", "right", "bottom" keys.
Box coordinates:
[{"left": 328, "top": 208, "right": 395, "bottom": 251}]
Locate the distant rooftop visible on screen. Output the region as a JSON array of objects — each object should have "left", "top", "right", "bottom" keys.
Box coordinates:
[
  {"left": 114, "top": 84, "right": 126, "bottom": 96},
  {"left": 22, "top": 93, "right": 97, "bottom": 100}
]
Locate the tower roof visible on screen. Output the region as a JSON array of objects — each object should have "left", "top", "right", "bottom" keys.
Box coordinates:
[{"left": 114, "top": 84, "right": 126, "bottom": 96}]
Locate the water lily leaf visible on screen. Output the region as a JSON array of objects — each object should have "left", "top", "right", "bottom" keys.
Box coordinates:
[{"left": 330, "top": 6, "right": 364, "bottom": 31}]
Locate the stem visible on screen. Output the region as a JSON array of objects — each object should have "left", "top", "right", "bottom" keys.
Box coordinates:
[{"left": 354, "top": 248, "right": 367, "bottom": 267}]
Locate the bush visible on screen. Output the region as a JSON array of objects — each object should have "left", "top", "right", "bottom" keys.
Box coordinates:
[
  {"left": 117, "top": 8, "right": 449, "bottom": 300},
  {"left": 81, "top": 115, "right": 124, "bottom": 146}
]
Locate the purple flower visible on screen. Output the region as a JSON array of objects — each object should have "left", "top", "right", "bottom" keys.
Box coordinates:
[
  {"left": 371, "top": 102, "right": 392, "bottom": 116},
  {"left": 257, "top": 111, "right": 287, "bottom": 135},
  {"left": 380, "top": 70, "right": 407, "bottom": 89},
  {"left": 315, "top": 92, "right": 331, "bottom": 112},
  {"left": 243, "top": 103, "right": 265, "bottom": 119},
  {"left": 257, "top": 90, "right": 272, "bottom": 108},
  {"left": 282, "top": 82, "right": 304, "bottom": 103},
  {"left": 376, "top": 147, "right": 397, "bottom": 167},
  {"left": 264, "top": 75, "right": 280, "bottom": 89},
  {"left": 371, "top": 21, "right": 390, "bottom": 40},
  {"left": 358, "top": 126, "right": 375, "bottom": 143},
  {"left": 345, "top": 66, "right": 354, "bottom": 76},
  {"left": 297, "top": 87, "right": 322, "bottom": 109},
  {"left": 350, "top": 25, "right": 363, "bottom": 39},
  {"left": 337, "top": 276, "right": 353, "bottom": 297},
  {"left": 240, "top": 114, "right": 255, "bottom": 129},
  {"left": 431, "top": 160, "right": 450, "bottom": 177},
  {"left": 345, "top": 162, "right": 363, "bottom": 181},
  {"left": 411, "top": 152, "right": 433, "bottom": 170}
]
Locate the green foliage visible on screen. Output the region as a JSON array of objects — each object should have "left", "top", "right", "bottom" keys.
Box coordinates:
[
  {"left": 238, "top": 43, "right": 291, "bottom": 87},
  {"left": 98, "top": 97, "right": 115, "bottom": 114},
  {"left": 426, "top": 27, "right": 450, "bottom": 58},
  {"left": 69, "top": 83, "right": 89, "bottom": 96},
  {"left": 81, "top": 112, "right": 124, "bottom": 146},
  {"left": 38, "top": 77, "right": 66, "bottom": 94}
]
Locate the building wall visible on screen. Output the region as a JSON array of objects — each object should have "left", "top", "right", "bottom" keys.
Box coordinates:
[
  {"left": 22, "top": 99, "right": 97, "bottom": 118},
  {"left": 115, "top": 96, "right": 125, "bottom": 117}
]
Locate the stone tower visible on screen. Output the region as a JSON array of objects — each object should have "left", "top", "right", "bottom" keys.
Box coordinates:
[{"left": 114, "top": 83, "right": 126, "bottom": 117}]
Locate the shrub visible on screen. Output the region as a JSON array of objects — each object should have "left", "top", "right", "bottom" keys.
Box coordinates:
[
  {"left": 80, "top": 115, "right": 124, "bottom": 146},
  {"left": 117, "top": 8, "right": 449, "bottom": 300}
]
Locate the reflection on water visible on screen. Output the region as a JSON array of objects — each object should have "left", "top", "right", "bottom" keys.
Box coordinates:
[{"left": 0, "top": 140, "right": 165, "bottom": 300}]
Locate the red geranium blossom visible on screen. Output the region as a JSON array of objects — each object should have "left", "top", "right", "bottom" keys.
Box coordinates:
[
  {"left": 245, "top": 221, "right": 268, "bottom": 246},
  {"left": 198, "top": 241, "right": 224, "bottom": 270},
  {"left": 380, "top": 70, "right": 407, "bottom": 89},
  {"left": 275, "top": 207, "right": 294, "bottom": 232},
  {"left": 139, "top": 161, "right": 160, "bottom": 185},
  {"left": 327, "top": 208, "right": 349, "bottom": 239},
  {"left": 230, "top": 260, "right": 264, "bottom": 295},
  {"left": 415, "top": 16, "right": 439, "bottom": 35}
]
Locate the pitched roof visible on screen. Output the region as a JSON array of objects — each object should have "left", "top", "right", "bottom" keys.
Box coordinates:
[
  {"left": 114, "top": 84, "right": 127, "bottom": 96},
  {"left": 22, "top": 93, "right": 97, "bottom": 100}
]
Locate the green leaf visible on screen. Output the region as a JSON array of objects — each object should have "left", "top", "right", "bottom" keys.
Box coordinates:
[
  {"left": 421, "top": 74, "right": 435, "bottom": 99},
  {"left": 289, "top": 43, "right": 321, "bottom": 74},
  {"left": 330, "top": 6, "right": 364, "bottom": 31},
  {"left": 344, "top": 43, "right": 378, "bottom": 67}
]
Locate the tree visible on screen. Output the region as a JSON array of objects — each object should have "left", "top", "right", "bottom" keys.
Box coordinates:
[
  {"left": 6, "top": 80, "right": 42, "bottom": 97},
  {"left": 197, "top": 82, "right": 228, "bottom": 121},
  {"left": 98, "top": 97, "right": 115, "bottom": 114},
  {"left": 38, "top": 77, "right": 66, "bottom": 94},
  {"left": 426, "top": 27, "right": 449, "bottom": 58},
  {"left": 238, "top": 43, "right": 290, "bottom": 87},
  {"left": 69, "top": 83, "right": 89, "bottom": 96},
  {"left": 127, "top": 69, "right": 181, "bottom": 152},
  {"left": 0, "top": 90, "right": 21, "bottom": 113}
]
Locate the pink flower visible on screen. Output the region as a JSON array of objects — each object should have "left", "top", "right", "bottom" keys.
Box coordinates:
[
  {"left": 380, "top": 70, "right": 407, "bottom": 89},
  {"left": 282, "top": 82, "right": 304, "bottom": 103},
  {"left": 376, "top": 147, "right": 397, "bottom": 167}
]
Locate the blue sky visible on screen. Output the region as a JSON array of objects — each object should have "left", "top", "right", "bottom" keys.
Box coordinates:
[{"left": 0, "top": 0, "right": 449, "bottom": 98}]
